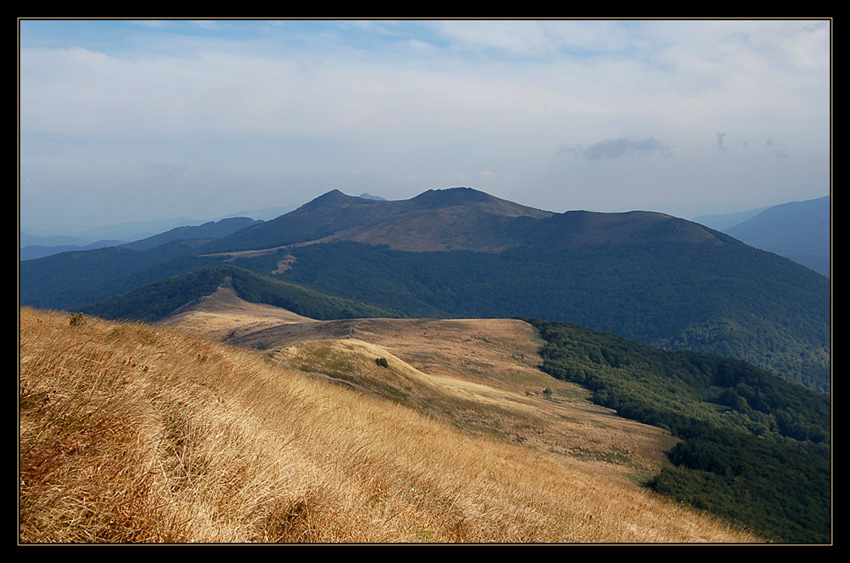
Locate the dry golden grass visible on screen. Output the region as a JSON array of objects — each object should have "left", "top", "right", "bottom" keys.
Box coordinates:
[
  {"left": 204, "top": 301, "right": 680, "bottom": 480},
  {"left": 268, "top": 336, "right": 675, "bottom": 479},
  {"left": 19, "top": 307, "right": 762, "bottom": 543},
  {"left": 159, "top": 285, "right": 315, "bottom": 341}
]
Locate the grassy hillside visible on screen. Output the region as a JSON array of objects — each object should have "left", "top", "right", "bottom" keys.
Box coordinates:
[{"left": 19, "top": 307, "right": 760, "bottom": 543}]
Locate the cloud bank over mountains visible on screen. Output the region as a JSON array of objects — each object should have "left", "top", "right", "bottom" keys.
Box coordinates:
[{"left": 19, "top": 19, "right": 830, "bottom": 233}]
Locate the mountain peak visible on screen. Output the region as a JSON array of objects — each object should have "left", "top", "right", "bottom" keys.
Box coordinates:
[
  {"left": 411, "top": 187, "right": 495, "bottom": 207},
  {"left": 302, "top": 189, "right": 362, "bottom": 208}
]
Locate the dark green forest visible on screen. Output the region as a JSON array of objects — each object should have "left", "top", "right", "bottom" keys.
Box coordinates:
[
  {"left": 19, "top": 240, "right": 222, "bottom": 311},
  {"left": 530, "top": 319, "right": 831, "bottom": 544}
]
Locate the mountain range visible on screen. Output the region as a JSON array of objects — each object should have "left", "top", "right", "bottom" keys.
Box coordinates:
[
  {"left": 19, "top": 187, "right": 831, "bottom": 392},
  {"left": 22, "top": 192, "right": 830, "bottom": 278},
  {"left": 20, "top": 216, "right": 261, "bottom": 260}
]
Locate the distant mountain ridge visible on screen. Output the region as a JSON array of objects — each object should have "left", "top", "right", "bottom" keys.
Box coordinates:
[
  {"left": 725, "top": 196, "right": 830, "bottom": 276},
  {"left": 20, "top": 238, "right": 126, "bottom": 261},
  {"left": 20, "top": 216, "right": 261, "bottom": 261},
  {"left": 205, "top": 187, "right": 554, "bottom": 253},
  {"left": 207, "top": 187, "right": 728, "bottom": 254},
  {"left": 694, "top": 196, "right": 830, "bottom": 276},
  {"left": 120, "top": 217, "right": 261, "bottom": 251},
  {"left": 19, "top": 186, "right": 831, "bottom": 391}
]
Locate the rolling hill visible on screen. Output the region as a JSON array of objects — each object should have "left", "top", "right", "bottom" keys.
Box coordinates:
[
  {"left": 164, "top": 288, "right": 829, "bottom": 543},
  {"left": 19, "top": 217, "right": 261, "bottom": 261},
  {"left": 166, "top": 285, "right": 828, "bottom": 542},
  {"left": 78, "top": 265, "right": 401, "bottom": 324},
  {"left": 19, "top": 187, "right": 831, "bottom": 391},
  {"left": 119, "top": 216, "right": 260, "bottom": 251},
  {"left": 22, "top": 305, "right": 773, "bottom": 543}
]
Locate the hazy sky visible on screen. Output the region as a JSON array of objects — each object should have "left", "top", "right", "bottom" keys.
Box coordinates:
[{"left": 19, "top": 18, "right": 831, "bottom": 235}]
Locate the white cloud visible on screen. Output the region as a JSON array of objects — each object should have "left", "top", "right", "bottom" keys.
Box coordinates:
[
  {"left": 573, "top": 136, "right": 672, "bottom": 160},
  {"left": 18, "top": 18, "right": 831, "bottom": 230}
]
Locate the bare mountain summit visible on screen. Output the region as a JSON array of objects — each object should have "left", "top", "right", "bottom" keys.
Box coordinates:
[{"left": 209, "top": 187, "right": 725, "bottom": 254}]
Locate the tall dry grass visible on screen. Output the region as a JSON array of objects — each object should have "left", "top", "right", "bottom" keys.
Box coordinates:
[{"left": 19, "top": 307, "right": 761, "bottom": 543}]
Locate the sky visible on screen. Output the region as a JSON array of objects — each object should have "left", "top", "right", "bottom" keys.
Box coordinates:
[{"left": 19, "top": 18, "right": 832, "bottom": 237}]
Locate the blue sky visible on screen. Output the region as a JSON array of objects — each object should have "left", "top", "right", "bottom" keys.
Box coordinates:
[{"left": 19, "top": 19, "right": 831, "bottom": 236}]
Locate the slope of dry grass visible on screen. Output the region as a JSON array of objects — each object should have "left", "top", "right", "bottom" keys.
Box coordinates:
[
  {"left": 19, "top": 307, "right": 762, "bottom": 543},
  {"left": 158, "top": 285, "right": 316, "bottom": 341}
]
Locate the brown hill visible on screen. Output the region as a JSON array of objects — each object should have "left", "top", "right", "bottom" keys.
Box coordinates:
[
  {"left": 209, "top": 187, "right": 727, "bottom": 254},
  {"left": 158, "top": 284, "right": 316, "bottom": 341},
  {"left": 20, "top": 305, "right": 762, "bottom": 543},
  {"left": 163, "top": 289, "right": 678, "bottom": 485},
  {"left": 211, "top": 187, "right": 555, "bottom": 253}
]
